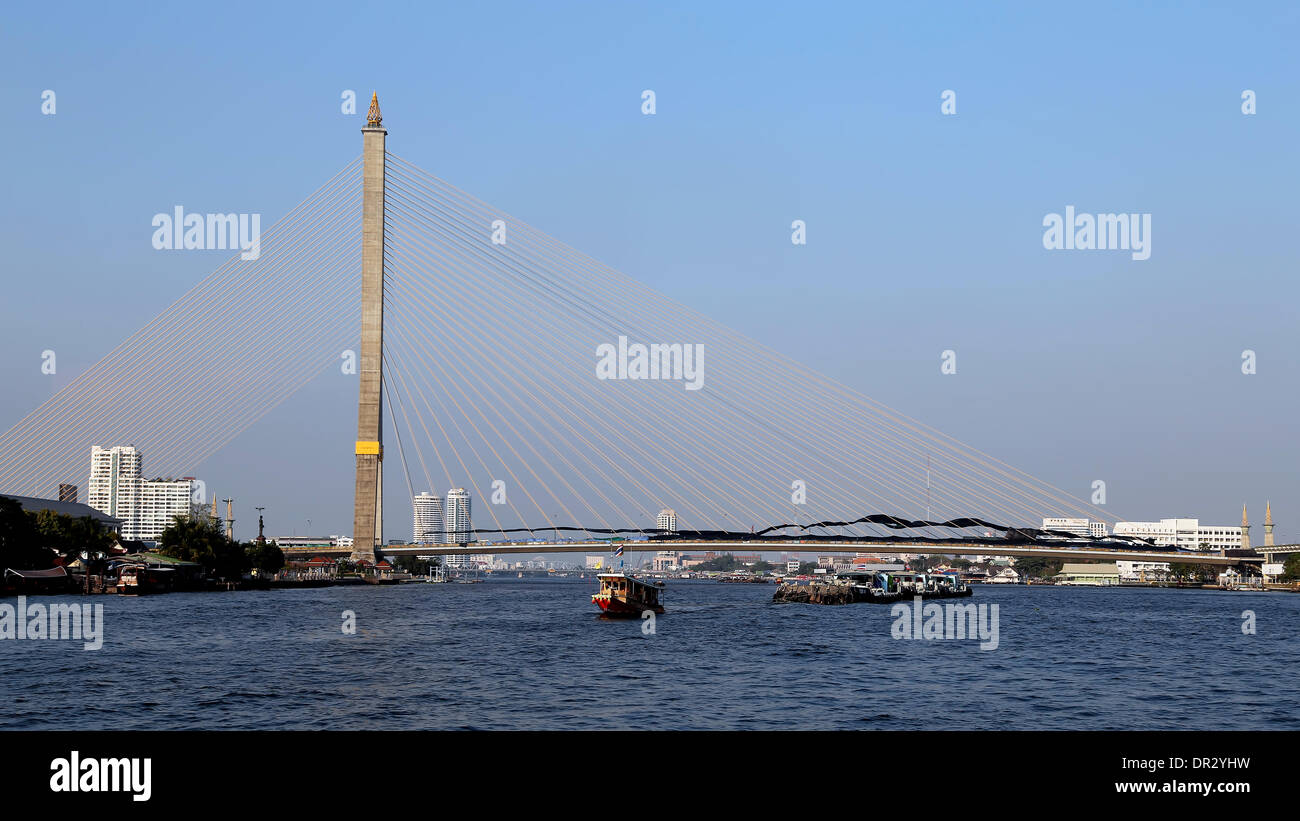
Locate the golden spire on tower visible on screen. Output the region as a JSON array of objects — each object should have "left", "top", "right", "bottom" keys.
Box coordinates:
[
  {"left": 1242, "top": 503, "right": 1249, "bottom": 526},
  {"left": 1265, "top": 500, "right": 1272, "bottom": 526},
  {"left": 366, "top": 92, "right": 382, "bottom": 127}
]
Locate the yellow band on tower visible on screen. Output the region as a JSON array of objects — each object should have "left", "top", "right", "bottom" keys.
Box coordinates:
[{"left": 355, "top": 441, "right": 382, "bottom": 455}]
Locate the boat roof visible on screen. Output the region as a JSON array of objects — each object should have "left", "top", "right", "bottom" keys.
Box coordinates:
[{"left": 597, "top": 573, "right": 662, "bottom": 585}]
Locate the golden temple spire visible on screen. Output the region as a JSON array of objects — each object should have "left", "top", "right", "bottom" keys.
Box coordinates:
[
  {"left": 366, "top": 92, "right": 382, "bottom": 127},
  {"left": 1265, "top": 500, "right": 1272, "bottom": 526},
  {"left": 1242, "top": 503, "right": 1249, "bottom": 527}
]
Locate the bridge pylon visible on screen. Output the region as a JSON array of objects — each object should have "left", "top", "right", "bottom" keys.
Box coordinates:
[{"left": 351, "top": 93, "right": 386, "bottom": 563}]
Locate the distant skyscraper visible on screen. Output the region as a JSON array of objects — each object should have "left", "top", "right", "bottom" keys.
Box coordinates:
[
  {"left": 445, "top": 488, "right": 472, "bottom": 543},
  {"left": 87, "top": 445, "right": 195, "bottom": 542},
  {"left": 657, "top": 508, "right": 677, "bottom": 533},
  {"left": 58, "top": 483, "right": 78, "bottom": 503},
  {"left": 413, "top": 492, "right": 444, "bottom": 544}
]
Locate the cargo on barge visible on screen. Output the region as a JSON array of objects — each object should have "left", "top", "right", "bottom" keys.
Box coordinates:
[{"left": 773, "top": 570, "right": 973, "bottom": 605}]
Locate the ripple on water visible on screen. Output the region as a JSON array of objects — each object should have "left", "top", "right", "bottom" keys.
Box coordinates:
[{"left": 3, "top": 580, "right": 1299, "bottom": 730}]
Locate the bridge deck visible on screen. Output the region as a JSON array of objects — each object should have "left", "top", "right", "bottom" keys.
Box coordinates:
[{"left": 281, "top": 540, "right": 1252, "bottom": 566}]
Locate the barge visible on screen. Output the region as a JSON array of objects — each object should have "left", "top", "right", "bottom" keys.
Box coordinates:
[{"left": 773, "top": 570, "right": 973, "bottom": 605}]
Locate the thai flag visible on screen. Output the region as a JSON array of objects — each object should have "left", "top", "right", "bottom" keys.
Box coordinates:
[{"left": 614, "top": 544, "right": 624, "bottom": 557}]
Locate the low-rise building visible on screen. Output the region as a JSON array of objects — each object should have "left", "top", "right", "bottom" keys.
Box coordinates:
[
  {"left": 1054, "top": 562, "right": 1120, "bottom": 586},
  {"left": 1113, "top": 518, "right": 1240, "bottom": 551},
  {"left": 1115, "top": 560, "right": 1170, "bottom": 582}
]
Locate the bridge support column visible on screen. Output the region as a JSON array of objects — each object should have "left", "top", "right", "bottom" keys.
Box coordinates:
[{"left": 351, "top": 93, "right": 386, "bottom": 563}]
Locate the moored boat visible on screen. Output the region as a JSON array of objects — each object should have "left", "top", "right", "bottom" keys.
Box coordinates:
[{"left": 592, "top": 572, "right": 665, "bottom": 616}]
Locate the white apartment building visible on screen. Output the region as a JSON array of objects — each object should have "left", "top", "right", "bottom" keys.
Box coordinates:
[
  {"left": 134, "top": 478, "right": 195, "bottom": 541},
  {"left": 444, "top": 488, "right": 473, "bottom": 566},
  {"left": 1041, "top": 517, "right": 1109, "bottom": 538},
  {"left": 87, "top": 446, "right": 195, "bottom": 542},
  {"left": 1113, "top": 518, "right": 1241, "bottom": 552},
  {"left": 656, "top": 508, "right": 677, "bottom": 533},
  {"left": 413, "top": 492, "right": 445, "bottom": 544},
  {"left": 87, "top": 445, "right": 142, "bottom": 519}
]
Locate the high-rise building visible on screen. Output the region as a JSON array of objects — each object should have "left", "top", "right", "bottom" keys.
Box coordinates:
[
  {"left": 58, "top": 483, "right": 78, "bottom": 503},
  {"left": 87, "top": 446, "right": 195, "bottom": 542},
  {"left": 88, "top": 445, "right": 142, "bottom": 519},
  {"left": 445, "top": 488, "right": 472, "bottom": 543},
  {"left": 657, "top": 508, "right": 677, "bottom": 533},
  {"left": 413, "top": 492, "right": 444, "bottom": 544}
]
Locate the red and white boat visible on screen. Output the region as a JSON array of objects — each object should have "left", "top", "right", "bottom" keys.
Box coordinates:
[{"left": 592, "top": 572, "right": 665, "bottom": 616}]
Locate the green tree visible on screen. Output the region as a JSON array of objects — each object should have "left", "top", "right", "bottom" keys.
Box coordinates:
[
  {"left": 695, "top": 553, "right": 741, "bottom": 572},
  {"left": 245, "top": 541, "right": 285, "bottom": 573},
  {"left": 159, "top": 515, "right": 249, "bottom": 579},
  {"left": 29, "top": 509, "right": 113, "bottom": 563},
  {"left": 1281, "top": 554, "right": 1300, "bottom": 582},
  {"left": 0, "top": 497, "right": 47, "bottom": 570},
  {"left": 1169, "top": 563, "right": 1216, "bottom": 584},
  {"left": 797, "top": 561, "right": 819, "bottom": 574},
  {"left": 750, "top": 559, "right": 774, "bottom": 573},
  {"left": 1011, "top": 557, "right": 1062, "bottom": 579}
]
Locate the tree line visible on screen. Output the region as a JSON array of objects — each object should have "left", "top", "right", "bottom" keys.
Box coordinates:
[{"left": 0, "top": 497, "right": 284, "bottom": 581}]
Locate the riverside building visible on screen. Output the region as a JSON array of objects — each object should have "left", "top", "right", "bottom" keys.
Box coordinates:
[
  {"left": 86, "top": 446, "right": 196, "bottom": 542},
  {"left": 1112, "top": 518, "right": 1242, "bottom": 551}
]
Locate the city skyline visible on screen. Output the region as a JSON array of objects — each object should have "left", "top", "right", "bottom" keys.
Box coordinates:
[{"left": 1, "top": 3, "right": 1296, "bottom": 543}]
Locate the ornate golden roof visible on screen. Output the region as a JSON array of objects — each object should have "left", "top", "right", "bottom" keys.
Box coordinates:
[{"left": 367, "top": 92, "right": 382, "bottom": 127}]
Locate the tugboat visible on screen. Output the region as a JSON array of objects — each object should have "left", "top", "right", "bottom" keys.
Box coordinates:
[{"left": 592, "top": 572, "right": 665, "bottom": 616}]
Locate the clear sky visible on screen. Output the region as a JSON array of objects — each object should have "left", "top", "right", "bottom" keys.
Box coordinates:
[{"left": 1, "top": 1, "right": 1296, "bottom": 542}]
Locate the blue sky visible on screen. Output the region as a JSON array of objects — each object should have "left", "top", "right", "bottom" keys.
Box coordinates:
[{"left": 1, "top": 1, "right": 1297, "bottom": 541}]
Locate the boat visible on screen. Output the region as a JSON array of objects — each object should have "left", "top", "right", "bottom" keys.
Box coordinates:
[
  {"left": 592, "top": 572, "right": 665, "bottom": 616},
  {"left": 115, "top": 565, "right": 177, "bottom": 594}
]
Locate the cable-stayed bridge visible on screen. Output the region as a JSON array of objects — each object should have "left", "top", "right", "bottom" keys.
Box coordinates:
[{"left": 0, "top": 96, "right": 1252, "bottom": 569}]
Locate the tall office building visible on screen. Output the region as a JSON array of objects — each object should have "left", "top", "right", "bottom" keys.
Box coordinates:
[
  {"left": 656, "top": 508, "right": 677, "bottom": 533},
  {"left": 445, "top": 488, "right": 472, "bottom": 543},
  {"left": 413, "top": 492, "right": 444, "bottom": 544},
  {"left": 87, "top": 445, "right": 195, "bottom": 542}
]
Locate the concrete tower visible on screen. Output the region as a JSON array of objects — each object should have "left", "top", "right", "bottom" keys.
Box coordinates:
[
  {"left": 1240, "top": 503, "right": 1251, "bottom": 552},
  {"left": 351, "top": 93, "right": 386, "bottom": 562},
  {"left": 1264, "top": 501, "right": 1275, "bottom": 547}
]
